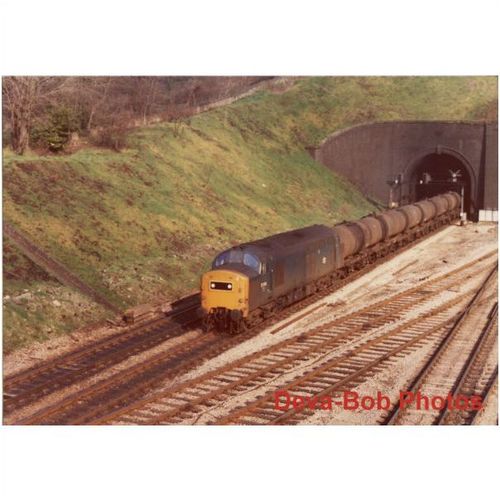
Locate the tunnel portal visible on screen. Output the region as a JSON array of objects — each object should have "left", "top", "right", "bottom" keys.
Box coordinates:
[
  {"left": 409, "top": 153, "right": 471, "bottom": 214},
  {"left": 311, "top": 121, "right": 497, "bottom": 222}
]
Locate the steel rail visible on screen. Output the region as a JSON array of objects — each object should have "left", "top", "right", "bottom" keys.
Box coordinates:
[
  {"left": 99, "top": 293, "right": 471, "bottom": 425},
  {"left": 10, "top": 233, "right": 493, "bottom": 424},
  {"left": 3, "top": 300, "right": 200, "bottom": 414},
  {"left": 382, "top": 265, "right": 497, "bottom": 425},
  {"left": 91, "top": 257, "right": 495, "bottom": 425}
]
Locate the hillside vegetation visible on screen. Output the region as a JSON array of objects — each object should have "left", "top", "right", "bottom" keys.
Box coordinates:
[{"left": 3, "top": 76, "right": 497, "bottom": 352}]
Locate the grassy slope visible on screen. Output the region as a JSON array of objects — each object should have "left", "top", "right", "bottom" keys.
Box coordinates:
[{"left": 2, "top": 76, "right": 497, "bottom": 352}]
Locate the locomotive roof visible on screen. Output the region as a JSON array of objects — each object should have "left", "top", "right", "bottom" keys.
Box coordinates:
[{"left": 239, "top": 224, "right": 334, "bottom": 256}]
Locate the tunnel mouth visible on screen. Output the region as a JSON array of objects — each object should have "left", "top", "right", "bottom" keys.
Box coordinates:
[{"left": 408, "top": 153, "right": 472, "bottom": 216}]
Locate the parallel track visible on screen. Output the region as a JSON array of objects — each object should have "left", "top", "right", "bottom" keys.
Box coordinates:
[
  {"left": 15, "top": 250, "right": 495, "bottom": 425},
  {"left": 8, "top": 225, "right": 492, "bottom": 425},
  {"left": 85, "top": 257, "right": 496, "bottom": 425},
  {"left": 3, "top": 295, "right": 200, "bottom": 414},
  {"left": 382, "top": 265, "right": 498, "bottom": 425},
  {"left": 436, "top": 304, "right": 497, "bottom": 425},
  {"left": 5, "top": 224, "right": 456, "bottom": 421}
]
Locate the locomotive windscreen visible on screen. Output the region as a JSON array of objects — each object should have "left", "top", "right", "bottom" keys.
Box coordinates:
[{"left": 213, "top": 249, "right": 261, "bottom": 273}]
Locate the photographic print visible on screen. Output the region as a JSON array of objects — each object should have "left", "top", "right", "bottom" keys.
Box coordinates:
[{"left": 2, "top": 76, "right": 498, "bottom": 425}]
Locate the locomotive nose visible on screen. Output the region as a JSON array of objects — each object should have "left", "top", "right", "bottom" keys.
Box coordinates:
[{"left": 201, "top": 269, "right": 249, "bottom": 317}]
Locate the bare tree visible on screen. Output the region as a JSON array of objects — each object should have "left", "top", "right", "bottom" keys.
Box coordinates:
[
  {"left": 2, "top": 76, "right": 68, "bottom": 154},
  {"left": 126, "top": 77, "right": 163, "bottom": 125},
  {"left": 2, "top": 76, "right": 271, "bottom": 154},
  {"left": 3, "top": 77, "right": 40, "bottom": 154},
  {"left": 72, "top": 77, "right": 113, "bottom": 131},
  {"left": 142, "top": 77, "right": 161, "bottom": 124}
]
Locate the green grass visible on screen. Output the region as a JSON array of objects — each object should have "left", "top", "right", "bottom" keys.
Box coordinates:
[{"left": 2, "top": 76, "right": 497, "bottom": 352}]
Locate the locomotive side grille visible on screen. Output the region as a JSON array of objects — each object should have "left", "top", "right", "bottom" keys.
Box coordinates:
[{"left": 274, "top": 264, "right": 285, "bottom": 286}]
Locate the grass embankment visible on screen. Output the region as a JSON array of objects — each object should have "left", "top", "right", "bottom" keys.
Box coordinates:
[{"left": 3, "top": 76, "right": 497, "bottom": 352}]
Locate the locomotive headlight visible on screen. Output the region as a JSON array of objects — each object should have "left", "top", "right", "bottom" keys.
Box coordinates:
[{"left": 209, "top": 281, "right": 233, "bottom": 290}]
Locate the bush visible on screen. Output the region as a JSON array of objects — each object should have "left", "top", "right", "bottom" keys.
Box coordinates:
[{"left": 31, "top": 106, "right": 81, "bottom": 152}]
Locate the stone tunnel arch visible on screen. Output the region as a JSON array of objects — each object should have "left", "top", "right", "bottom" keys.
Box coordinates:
[
  {"left": 311, "top": 121, "right": 497, "bottom": 221},
  {"left": 402, "top": 147, "right": 477, "bottom": 217}
]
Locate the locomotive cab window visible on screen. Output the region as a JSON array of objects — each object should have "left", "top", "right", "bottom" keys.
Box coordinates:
[
  {"left": 243, "top": 252, "right": 261, "bottom": 273},
  {"left": 213, "top": 249, "right": 262, "bottom": 273}
]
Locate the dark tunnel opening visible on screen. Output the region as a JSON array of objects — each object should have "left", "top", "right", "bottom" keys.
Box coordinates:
[{"left": 408, "top": 153, "right": 472, "bottom": 216}]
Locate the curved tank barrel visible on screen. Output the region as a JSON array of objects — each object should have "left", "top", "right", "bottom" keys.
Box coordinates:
[
  {"left": 414, "top": 199, "right": 437, "bottom": 222},
  {"left": 356, "top": 216, "right": 384, "bottom": 247},
  {"left": 429, "top": 195, "right": 448, "bottom": 216},
  {"left": 376, "top": 210, "right": 408, "bottom": 238},
  {"left": 352, "top": 220, "right": 371, "bottom": 248},
  {"left": 451, "top": 191, "right": 461, "bottom": 208},
  {"left": 442, "top": 191, "right": 461, "bottom": 211},
  {"left": 396, "top": 204, "right": 423, "bottom": 229},
  {"left": 441, "top": 193, "right": 456, "bottom": 211},
  {"left": 333, "top": 223, "right": 365, "bottom": 259}
]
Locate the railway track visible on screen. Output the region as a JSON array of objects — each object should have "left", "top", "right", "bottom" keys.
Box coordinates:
[
  {"left": 14, "top": 250, "right": 495, "bottom": 425},
  {"left": 6, "top": 225, "right": 468, "bottom": 423},
  {"left": 382, "top": 265, "right": 498, "bottom": 425},
  {"left": 3, "top": 294, "right": 200, "bottom": 414},
  {"left": 84, "top": 255, "right": 496, "bottom": 425},
  {"left": 437, "top": 305, "right": 497, "bottom": 425}
]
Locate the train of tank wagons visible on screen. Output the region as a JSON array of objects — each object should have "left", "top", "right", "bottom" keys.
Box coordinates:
[{"left": 200, "top": 191, "right": 462, "bottom": 333}]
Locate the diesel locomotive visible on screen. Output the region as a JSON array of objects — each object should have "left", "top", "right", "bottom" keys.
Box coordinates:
[{"left": 201, "top": 192, "right": 461, "bottom": 333}]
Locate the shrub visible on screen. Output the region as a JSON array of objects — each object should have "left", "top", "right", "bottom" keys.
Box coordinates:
[{"left": 31, "top": 106, "right": 81, "bottom": 152}]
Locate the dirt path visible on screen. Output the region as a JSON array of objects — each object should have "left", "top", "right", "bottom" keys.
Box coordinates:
[{"left": 3, "top": 221, "right": 120, "bottom": 313}]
